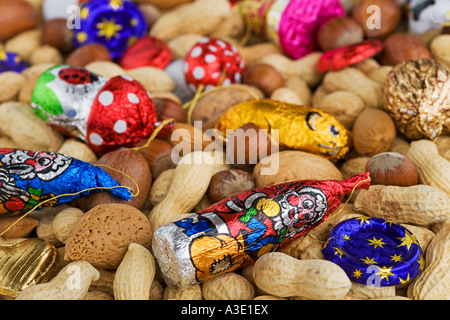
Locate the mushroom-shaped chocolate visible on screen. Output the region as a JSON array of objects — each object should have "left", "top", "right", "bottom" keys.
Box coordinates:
[
  {"left": 86, "top": 75, "right": 165, "bottom": 155},
  {"left": 183, "top": 37, "right": 246, "bottom": 93}
]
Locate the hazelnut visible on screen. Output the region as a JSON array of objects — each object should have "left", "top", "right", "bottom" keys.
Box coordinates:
[
  {"left": 379, "top": 33, "right": 431, "bottom": 66},
  {"left": 153, "top": 97, "right": 187, "bottom": 123},
  {"left": 81, "top": 149, "right": 152, "bottom": 211},
  {"left": 0, "top": 0, "right": 38, "bottom": 42},
  {"left": 41, "top": 19, "right": 74, "bottom": 54},
  {"left": 352, "top": 0, "right": 401, "bottom": 39},
  {"left": 226, "top": 123, "right": 277, "bottom": 171},
  {"left": 65, "top": 43, "right": 112, "bottom": 67},
  {"left": 243, "top": 63, "right": 284, "bottom": 97},
  {"left": 207, "top": 169, "right": 255, "bottom": 204},
  {"left": 136, "top": 138, "right": 176, "bottom": 179},
  {"left": 317, "top": 16, "right": 364, "bottom": 51},
  {"left": 352, "top": 107, "right": 396, "bottom": 157},
  {"left": 365, "top": 152, "right": 419, "bottom": 186}
]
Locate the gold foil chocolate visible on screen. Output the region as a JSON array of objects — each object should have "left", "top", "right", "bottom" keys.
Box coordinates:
[
  {"left": 214, "top": 99, "right": 351, "bottom": 161},
  {"left": 384, "top": 58, "right": 450, "bottom": 140},
  {"left": 0, "top": 238, "right": 59, "bottom": 298}
]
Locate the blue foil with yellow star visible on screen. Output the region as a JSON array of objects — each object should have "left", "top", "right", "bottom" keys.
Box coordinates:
[
  {"left": 322, "top": 217, "right": 424, "bottom": 287},
  {"left": 73, "top": 0, "right": 148, "bottom": 59},
  {"left": 0, "top": 50, "right": 28, "bottom": 73}
]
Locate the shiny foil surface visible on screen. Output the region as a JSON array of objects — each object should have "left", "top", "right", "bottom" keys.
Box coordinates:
[
  {"left": 118, "top": 35, "right": 173, "bottom": 70},
  {"left": 236, "top": 0, "right": 276, "bottom": 38},
  {"left": 86, "top": 75, "right": 159, "bottom": 155},
  {"left": 0, "top": 238, "right": 59, "bottom": 298},
  {"left": 152, "top": 172, "right": 371, "bottom": 289},
  {"left": 72, "top": 0, "right": 148, "bottom": 59},
  {"left": 215, "top": 99, "right": 351, "bottom": 161},
  {"left": 317, "top": 40, "right": 384, "bottom": 73},
  {"left": 384, "top": 59, "right": 450, "bottom": 140},
  {"left": 0, "top": 148, "right": 132, "bottom": 215},
  {"left": 0, "top": 50, "right": 28, "bottom": 73},
  {"left": 237, "top": 0, "right": 344, "bottom": 59},
  {"left": 276, "top": 0, "right": 345, "bottom": 59},
  {"left": 322, "top": 217, "right": 424, "bottom": 287},
  {"left": 183, "top": 38, "right": 246, "bottom": 93},
  {"left": 31, "top": 65, "right": 108, "bottom": 141}
]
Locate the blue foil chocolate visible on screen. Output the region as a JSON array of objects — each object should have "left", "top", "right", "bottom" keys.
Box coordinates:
[
  {"left": 0, "top": 51, "right": 28, "bottom": 73},
  {"left": 322, "top": 217, "right": 424, "bottom": 287},
  {"left": 72, "top": 0, "right": 148, "bottom": 59}
]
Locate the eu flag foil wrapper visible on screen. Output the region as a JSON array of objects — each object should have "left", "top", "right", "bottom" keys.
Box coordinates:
[
  {"left": 73, "top": 0, "right": 148, "bottom": 59},
  {"left": 0, "top": 148, "right": 132, "bottom": 215},
  {"left": 152, "top": 172, "right": 371, "bottom": 289},
  {"left": 322, "top": 217, "right": 424, "bottom": 287}
]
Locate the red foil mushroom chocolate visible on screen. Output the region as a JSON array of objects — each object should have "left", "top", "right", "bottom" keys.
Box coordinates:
[
  {"left": 31, "top": 65, "right": 173, "bottom": 155},
  {"left": 118, "top": 35, "right": 173, "bottom": 70},
  {"left": 183, "top": 37, "right": 246, "bottom": 93}
]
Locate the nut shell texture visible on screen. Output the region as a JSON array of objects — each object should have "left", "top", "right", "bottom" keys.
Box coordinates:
[
  {"left": 384, "top": 59, "right": 450, "bottom": 140},
  {"left": 64, "top": 204, "right": 152, "bottom": 269}
]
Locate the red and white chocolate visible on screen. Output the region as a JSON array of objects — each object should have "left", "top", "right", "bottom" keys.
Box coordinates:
[
  {"left": 183, "top": 38, "right": 246, "bottom": 93},
  {"left": 86, "top": 75, "right": 160, "bottom": 155}
]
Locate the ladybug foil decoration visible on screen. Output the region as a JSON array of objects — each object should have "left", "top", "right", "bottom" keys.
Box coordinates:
[
  {"left": 31, "top": 65, "right": 172, "bottom": 155},
  {"left": 183, "top": 38, "right": 246, "bottom": 93}
]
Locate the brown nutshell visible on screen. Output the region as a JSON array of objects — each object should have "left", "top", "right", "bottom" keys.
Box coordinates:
[
  {"left": 81, "top": 149, "right": 152, "bottom": 211},
  {"left": 352, "top": 107, "right": 396, "bottom": 157},
  {"left": 380, "top": 33, "right": 431, "bottom": 66},
  {"left": 0, "top": 0, "right": 38, "bottom": 42},
  {"left": 207, "top": 169, "right": 256, "bottom": 204},
  {"left": 365, "top": 152, "right": 419, "bottom": 187},
  {"left": 64, "top": 203, "right": 152, "bottom": 269},
  {"left": 317, "top": 16, "right": 364, "bottom": 51}
]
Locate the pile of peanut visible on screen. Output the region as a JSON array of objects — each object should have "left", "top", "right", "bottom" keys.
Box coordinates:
[{"left": 0, "top": 0, "right": 449, "bottom": 300}]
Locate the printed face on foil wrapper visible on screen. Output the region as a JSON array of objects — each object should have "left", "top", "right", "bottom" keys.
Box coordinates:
[
  {"left": 322, "top": 217, "right": 424, "bottom": 287},
  {"left": 72, "top": 0, "right": 148, "bottom": 59},
  {"left": 214, "top": 99, "right": 351, "bottom": 161},
  {"left": 409, "top": 0, "right": 450, "bottom": 34},
  {"left": 183, "top": 37, "right": 246, "bottom": 93},
  {"left": 152, "top": 173, "right": 371, "bottom": 288},
  {"left": 0, "top": 148, "right": 132, "bottom": 215}
]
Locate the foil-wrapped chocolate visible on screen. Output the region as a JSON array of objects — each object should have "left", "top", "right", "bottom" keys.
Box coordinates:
[
  {"left": 31, "top": 65, "right": 173, "bottom": 155},
  {"left": 0, "top": 238, "right": 58, "bottom": 298},
  {"left": 236, "top": 0, "right": 345, "bottom": 59},
  {"left": 0, "top": 148, "right": 132, "bottom": 215},
  {"left": 384, "top": 58, "right": 450, "bottom": 140},
  {"left": 409, "top": 0, "right": 450, "bottom": 35},
  {"left": 152, "top": 173, "right": 371, "bottom": 289},
  {"left": 214, "top": 99, "right": 351, "bottom": 161}
]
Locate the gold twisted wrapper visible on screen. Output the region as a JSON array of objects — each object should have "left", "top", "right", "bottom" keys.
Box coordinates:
[
  {"left": 384, "top": 59, "right": 450, "bottom": 140},
  {"left": 0, "top": 238, "right": 59, "bottom": 298},
  {"left": 214, "top": 99, "right": 351, "bottom": 161}
]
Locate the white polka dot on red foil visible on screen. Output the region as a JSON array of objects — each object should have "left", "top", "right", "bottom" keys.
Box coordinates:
[
  {"left": 86, "top": 75, "right": 158, "bottom": 155},
  {"left": 184, "top": 37, "right": 246, "bottom": 92}
]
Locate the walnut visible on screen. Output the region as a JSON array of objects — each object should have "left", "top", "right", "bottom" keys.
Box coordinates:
[{"left": 383, "top": 58, "right": 450, "bottom": 140}]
